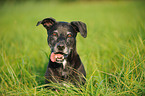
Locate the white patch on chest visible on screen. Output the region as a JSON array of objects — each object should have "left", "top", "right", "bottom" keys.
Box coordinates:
[{"left": 63, "top": 59, "right": 67, "bottom": 69}]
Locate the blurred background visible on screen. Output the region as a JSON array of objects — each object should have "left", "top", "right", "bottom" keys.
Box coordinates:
[{"left": 0, "top": 0, "right": 145, "bottom": 95}]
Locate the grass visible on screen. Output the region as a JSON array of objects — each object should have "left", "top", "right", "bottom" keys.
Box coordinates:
[{"left": 0, "top": 1, "right": 145, "bottom": 95}]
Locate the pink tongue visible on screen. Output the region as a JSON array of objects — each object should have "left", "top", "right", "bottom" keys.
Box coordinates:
[{"left": 50, "top": 52, "right": 63, "bottom": 62}]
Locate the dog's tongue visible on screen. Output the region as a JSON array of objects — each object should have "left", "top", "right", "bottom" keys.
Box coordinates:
[{"left": 50, "top": 52, "right": 64, "bottom": 62}]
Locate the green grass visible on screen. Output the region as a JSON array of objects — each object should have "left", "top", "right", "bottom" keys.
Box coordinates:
[{"left": 0, "top": 1, "right": 145, "bottom": 95}]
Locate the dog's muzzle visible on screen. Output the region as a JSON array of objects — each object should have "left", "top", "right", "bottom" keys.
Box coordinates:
[{"left": 50, "top": 52, "right": 68, "bottom": 63}]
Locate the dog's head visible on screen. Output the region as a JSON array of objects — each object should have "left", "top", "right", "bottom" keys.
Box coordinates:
[{"left": 37, "top": 17, "right": 87, "bottom": 63}]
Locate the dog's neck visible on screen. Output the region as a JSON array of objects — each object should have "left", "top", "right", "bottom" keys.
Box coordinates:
[
  {"left": 62, "top": 59, "right": 67, "bottom": 69},
  {"left": 63, "top": 49, "right": 78, "bottom": 69},
  {"left": 49, "top": 49, "right": 78, "bottom": 69}
]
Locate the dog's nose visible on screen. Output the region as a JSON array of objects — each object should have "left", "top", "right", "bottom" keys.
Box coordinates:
[{"left": 57, "top": 43, "right": 65, "bottom": 50}]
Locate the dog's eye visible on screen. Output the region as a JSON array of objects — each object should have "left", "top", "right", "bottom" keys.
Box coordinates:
[
  {"left": 67, "top": 34, "right": 72, "bottom": 38},
  {"left": 52, "top": 33, "right": 57, "bottom": 36}
]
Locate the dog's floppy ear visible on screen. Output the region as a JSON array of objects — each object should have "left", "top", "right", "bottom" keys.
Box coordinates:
[
  {"left": 71, "top": 21, "right": 87, "bottom": 38},
  {"left": 36, "top": 17, "right": 56, "bottom": 29}
]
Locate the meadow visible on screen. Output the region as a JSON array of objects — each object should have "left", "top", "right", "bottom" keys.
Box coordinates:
[{"left": 0, "top": 1, "right": 145, "bottom": 95}]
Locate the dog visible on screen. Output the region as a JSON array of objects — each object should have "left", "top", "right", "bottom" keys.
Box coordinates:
[{"left": 36, "top": 17, "right": 87, "bottom": 86}]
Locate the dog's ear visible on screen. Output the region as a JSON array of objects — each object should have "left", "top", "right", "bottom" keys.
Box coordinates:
[
  {"left": 36, "top": 17, "right": 56, "bottom": 29},
  {"left": 71, "top": 21, "right": 87, "bottom": 38}
]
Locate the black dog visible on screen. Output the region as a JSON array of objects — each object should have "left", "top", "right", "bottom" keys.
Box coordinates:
[{"left": 37, "top": 17, "right": 87, "bottom": 86}]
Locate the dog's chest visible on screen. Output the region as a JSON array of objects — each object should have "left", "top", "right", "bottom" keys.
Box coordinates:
[
  {"left": 61, "top": 60, "right": 68, "bottom": 78},
  {"left": 59, "top": 59, "right": 71, "bottom": 79},
  {"left": 62, "top": 60, "right": 67, "bottom": 69}
]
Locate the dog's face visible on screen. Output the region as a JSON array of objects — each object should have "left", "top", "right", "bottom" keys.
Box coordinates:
[
  {"left": 37, "top": 17, "right": 87, "bottom": 63},
  {"left": 48, "top": 22, "right": 77, "bottom": 55}
]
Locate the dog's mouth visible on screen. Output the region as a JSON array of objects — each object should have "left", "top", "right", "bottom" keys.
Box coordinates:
[{"left": 50, "top": 52, "right": 68, "bottom": 63}]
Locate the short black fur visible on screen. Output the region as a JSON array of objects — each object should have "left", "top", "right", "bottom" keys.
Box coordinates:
[{"left": 37, "top": 17, "right": 87, "bottom": 87}]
